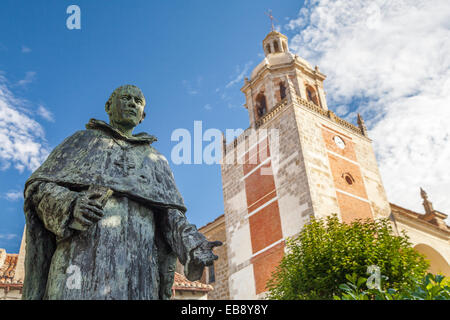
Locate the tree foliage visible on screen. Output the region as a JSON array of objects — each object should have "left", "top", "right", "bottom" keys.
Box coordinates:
[
  {"left": 266, "top": 214, "right": 429, "bottom": 300},
  {"left": 335, "top": 273, "right": 450, "bottom": 300}
]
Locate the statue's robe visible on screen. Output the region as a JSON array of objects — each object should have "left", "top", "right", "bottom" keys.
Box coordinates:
[{"left": 23, "top": 119, "right": 207, "bottom": 300}]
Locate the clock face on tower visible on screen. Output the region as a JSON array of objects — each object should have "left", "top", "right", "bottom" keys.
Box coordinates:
[{"left": 333, "top": 136, "right": 345, "bottom": 149}]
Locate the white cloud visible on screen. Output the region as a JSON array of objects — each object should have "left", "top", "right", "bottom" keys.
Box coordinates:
[
  {"left": 0, "top": 75, "right": 49, "bottom": 172},
  {"left": 4, "top": 190, "right": 23, "bottom": 201},
  {"left": 0, "top": 234, "right": 18, "bottom": 240},
  {"left": 21, "top": 46, "right": 31, "bottom": 53},
  {"left": 182, "top": 80, "right": 197, "bottom": 95},
  {"left": 225, "top": 61, "right": 253, "bottom": 89},
  {"left": 204, "top": 104, "right": 212, "bottom": 111},
  {"left": 227, "top": 103, "right": 240, "bottom": 109},
  {"left": 335, "top": 105, "right": 349, "bottom": 116},
  {"left": 37, "top": 105, "right": 54, "bottom": 122},
  {"left": 287, "top": 0, "right": 450, "bottom": 214},
  {"left": 182, "top": 76, "right": 203, "bottom": 96}
]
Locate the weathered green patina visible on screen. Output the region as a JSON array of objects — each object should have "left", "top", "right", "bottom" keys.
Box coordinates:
[{"left": 22, "top": 85, "right": 220, "bottom": 300}]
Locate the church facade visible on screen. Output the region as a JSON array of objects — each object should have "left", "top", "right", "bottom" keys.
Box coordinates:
[{"left": 210, "top": 30, "right": 450, "bottom": 299}]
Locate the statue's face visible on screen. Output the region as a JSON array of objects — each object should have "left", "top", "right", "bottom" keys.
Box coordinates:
[{"left": 108, "top": 86, "right": 146, "bottom": 129}]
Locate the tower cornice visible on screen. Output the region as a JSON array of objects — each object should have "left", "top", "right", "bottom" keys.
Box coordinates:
[
  {"left": 262, "top": 30, "right": 288, "bottom": 42},
  {"left": 241, "top": 58, "right": 326, "bottom": 93}
]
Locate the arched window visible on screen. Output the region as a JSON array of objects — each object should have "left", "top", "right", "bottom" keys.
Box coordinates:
[
  {"left": 306, "top": 85, "right": 319, "bottom": 105},
  {"left": 266, "top": 44, "right": 271, "bottom": 54},
  {"left": 279, "top": 82, "right": 286, "bottom": 100},
  {"left": 273, "top": 41, "right": 280, "bottom": 53},
  {"left": 255, "top": 93, "right": 267, "bottom": 118}
]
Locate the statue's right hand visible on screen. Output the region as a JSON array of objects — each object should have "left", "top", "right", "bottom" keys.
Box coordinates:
[{"left": 71, "top": 192, "right": 105, "bottom": 231}]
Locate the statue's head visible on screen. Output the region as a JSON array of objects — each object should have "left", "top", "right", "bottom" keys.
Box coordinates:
[{"left": 105, "top": 85, "right": 146, "bottom": 131}]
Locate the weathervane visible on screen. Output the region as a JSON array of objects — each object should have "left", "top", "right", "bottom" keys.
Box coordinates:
[{"left": 265, "top": 10, "right": 276, "bottom": 31}]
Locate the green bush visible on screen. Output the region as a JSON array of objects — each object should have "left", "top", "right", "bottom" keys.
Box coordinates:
[{"left": 266, "top": 214, "right": 429, "bottom": 300}]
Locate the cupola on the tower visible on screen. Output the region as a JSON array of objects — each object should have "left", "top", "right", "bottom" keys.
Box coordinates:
[
  {"left": 263, "top": 31, "right": 289, "bottom": 56},
  {"left": 241, "top": 30, "right": 329, "bottom": 128}
]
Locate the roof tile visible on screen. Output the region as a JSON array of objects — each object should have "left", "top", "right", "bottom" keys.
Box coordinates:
[
  {"left": 172, "top": 272, "right": 213, "bottom": 292},
  {"left": 0, "top": 254, "right": 19, "bottom": 284}
]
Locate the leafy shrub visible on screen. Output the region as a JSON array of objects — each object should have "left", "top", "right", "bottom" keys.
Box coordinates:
[
  {"left": 266, "top": 214, "right": 429, "bottom": 300},
  {"left": 335, "top": 273, "right": 450, "bottom": 300}
]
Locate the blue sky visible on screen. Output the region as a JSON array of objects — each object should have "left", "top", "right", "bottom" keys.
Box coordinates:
[
  {"left": 0, "top": 0, "right": 304, "bottom": 252},
  {"left": 1, "top": 0, "right": 449, "bottom": 253}
]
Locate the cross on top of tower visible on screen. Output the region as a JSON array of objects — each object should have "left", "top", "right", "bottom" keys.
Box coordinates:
[{"left": 265, "top": 10, "right": 276, "bottom": 32}]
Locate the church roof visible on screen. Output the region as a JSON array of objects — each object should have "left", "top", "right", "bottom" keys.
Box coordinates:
[
  {"left": 0, "top": 252, "right": 20, "bottom": 284},
  {"left": 173, "top": 272, "right": 213, "bottom": 292},
  {"left": 263, "top": 30, "right": 288, "bottom": 42},
  {"left": 390, "top": 203, "right": 450, "bottom": 234},
  {"left": 250, "top": 52, "right": 313, "bottom": 80},
  {"left": 199, "top": 213, "right": 224, "bottom": 231}
]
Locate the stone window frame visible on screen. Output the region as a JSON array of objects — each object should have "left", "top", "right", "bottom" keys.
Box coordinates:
[
  {"left": 255, "top": 92, "right": 268, "bottom": 119},
  {"left": 342, "top": 172, "right": 355, "bottom": 185},
  {"left": 305, "top": 84, "right": 319, "bottom": 105}
]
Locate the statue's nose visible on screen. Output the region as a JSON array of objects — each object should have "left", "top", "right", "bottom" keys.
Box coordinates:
[{"left": 128, "top": 100, "right": 137, "bottom": 108}]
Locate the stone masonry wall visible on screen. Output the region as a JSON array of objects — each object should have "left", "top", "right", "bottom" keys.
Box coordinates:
[
  {"left": 294, "top": 101, "right": 390, "bottom": 222},
  {"left": 221, "top": 101, "right": 314, "bottom": 299},
  {"left": 198, "top": 215, "right": 230, "bottom": 300}
]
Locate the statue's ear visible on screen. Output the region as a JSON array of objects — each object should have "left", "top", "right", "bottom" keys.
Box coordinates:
[
  {"left": 139, "top": 111, "right": 146, "bottom": 124},
  {"left": 105, "top": 101, "right": 111, "bottom": 115}
]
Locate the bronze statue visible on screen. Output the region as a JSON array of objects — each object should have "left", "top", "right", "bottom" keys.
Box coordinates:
[{"left": 22, "top": 85, "right": 221, "bottom": 299}]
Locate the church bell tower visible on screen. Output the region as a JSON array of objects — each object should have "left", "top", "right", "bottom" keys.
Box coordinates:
[
  {"left": 243, "top": 30, "right": 328, "bottom": 129},
  {"left": 220, "top": 29, "right": 391, "bottom": 299}
]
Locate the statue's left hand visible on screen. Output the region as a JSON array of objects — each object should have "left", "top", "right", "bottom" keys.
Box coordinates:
[{"left": 191, "top": 240, "right": 223, "bottom": 267}]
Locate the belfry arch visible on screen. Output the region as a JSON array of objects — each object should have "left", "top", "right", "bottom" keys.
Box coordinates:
[
  {"left": 273, "top": 41, "right": 280, "bottom": 53},
  {"left": 255, "top": 93, "right": 267, "bottom": 118},
  {"left": 305, "top": 84, "right": 319, "bottom": 105}
]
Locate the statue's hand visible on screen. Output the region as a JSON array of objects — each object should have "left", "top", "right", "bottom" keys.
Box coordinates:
[
  {"left": 71, "top": 191, "right": 105, "bottom": 231},
  {"left": 191, "top": 240, "right": 223, "bottom": 267}
]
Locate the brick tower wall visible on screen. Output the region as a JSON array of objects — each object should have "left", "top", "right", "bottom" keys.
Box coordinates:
[
  {"left": 293, "top": 98, "right": 391, "bottom": 222},
  {"left": 221, "top": 102, "right": 314, "bottom": 299}
]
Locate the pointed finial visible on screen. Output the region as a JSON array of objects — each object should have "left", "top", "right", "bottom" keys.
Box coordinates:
[
  {"left": 420, "top": 187, "right": 434, "bottom": 215},
  {"left": 420, "top": 187, "right": 428, "bottom": 200},
  {"left": 221, "top": 131, "right": 227, "bottom": 156},
  {"left": 357, "top": 113, "right": 368, "bottom": 137},
  {"left": 265, "top": 10, "right": 276, "bottom": 32},
  {"left": 357, "top": 113, "right": 364, "bottom": 123}
]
